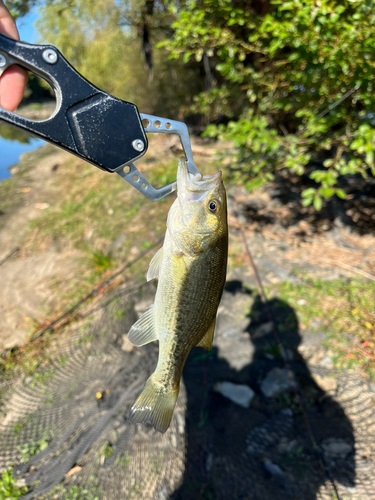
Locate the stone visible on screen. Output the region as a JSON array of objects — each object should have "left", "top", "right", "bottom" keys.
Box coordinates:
[
  {"left": 311, "top": 374, "right": 337, "bottom": 392},
  {"left": 320, "top": 356, "right": 333, "bottom": 369},
  {"left": 134, "top": 298, "right": 154, "bottom": 316},
  {"left": 260, "top": 368, "right": 292, "bottom": 397},
  {"left": 214, "top": 381, "right": 255, "bottom": 408},
  {"left": 252, "top": 321, "right": 273, "bottom": 338},
  {"left": 264, "top": 460, "right": 284, "bottom": 476},
  {"left": 121, "top": 336, "right": 134, "bottom": 352},
  {"left": 322, "top": 438, "right": 353, "bottom": 460}
]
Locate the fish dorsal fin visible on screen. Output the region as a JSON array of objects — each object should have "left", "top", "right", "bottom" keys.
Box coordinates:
[
  {"left": 196, "top": 318, "right": 216, "bottom": 351},
  {"left": 128, "top": 305, "right": 158, "bottom": 346},
  {"left": 147, "top": 247, "right": 163, "bottom": 282}
]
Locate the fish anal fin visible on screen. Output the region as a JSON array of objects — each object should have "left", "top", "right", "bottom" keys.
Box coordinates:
[
  {"left": 128, "top": 305, "right": 158, "bottom": 346},
  {"left": 147, "top": 247, "right": 163, "bottom": 282},
  {"left": 196, "top": 318, "right": 216, "bottom": 351},
  {"left": 129, "top": 373, "right": 179, "bottom": 433}
]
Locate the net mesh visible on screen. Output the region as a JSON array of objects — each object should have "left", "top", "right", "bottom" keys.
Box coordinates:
[{"left": 0, "top": 279, "right": 374, "bottom": 499}]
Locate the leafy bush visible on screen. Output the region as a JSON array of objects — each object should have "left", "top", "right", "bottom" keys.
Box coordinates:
[{"left": 165, "top": 0, "right": 375, "bottom": 206}]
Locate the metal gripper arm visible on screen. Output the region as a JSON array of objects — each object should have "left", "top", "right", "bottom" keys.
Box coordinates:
[{"left": 0, "top": 34, "right": 200, "bottom": 201}]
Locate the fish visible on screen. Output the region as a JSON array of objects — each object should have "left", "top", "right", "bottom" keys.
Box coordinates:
[{"left": 127, "top": 157, "right": 228, "bottom": 433}]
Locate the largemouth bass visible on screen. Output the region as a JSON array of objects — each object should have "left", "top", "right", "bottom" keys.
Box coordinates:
[{"left": 128, "top": 158, "right": 228, "bottom": 433}]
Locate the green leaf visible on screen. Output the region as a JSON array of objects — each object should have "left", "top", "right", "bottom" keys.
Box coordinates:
[
  {"left": 321, "top": 187, "right": 335, "bottom": 198},
  {"left": 302, "top": 197, "right": 313, "bottom": 207},
  {"left": 301, "top": 188, "right": 316, "bottom": 198},
  {"left": 335, "top": 188, "right": 347, "bottom": 199},
  {"left": 313, "top": 196, "right": 323, "bottom": 211}
]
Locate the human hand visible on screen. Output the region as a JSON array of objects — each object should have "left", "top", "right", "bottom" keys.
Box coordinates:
[{"left": 0, "top": 0, "right": 27, "bottom": 111}]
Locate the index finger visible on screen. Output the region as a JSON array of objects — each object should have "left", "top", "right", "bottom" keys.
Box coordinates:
[
  {"left": 0, "top": 0, "right": 20, "bottom": 40},
  {"left": 0, "top": 0, "right": 28, "bottom": 111}
]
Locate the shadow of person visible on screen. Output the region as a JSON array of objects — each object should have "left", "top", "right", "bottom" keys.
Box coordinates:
[{"left": 170, "top": 281, "right": 355, "bottom": 500}]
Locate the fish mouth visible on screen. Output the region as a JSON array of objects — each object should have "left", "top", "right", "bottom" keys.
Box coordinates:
[{"left": 177, "top": 158, "right": 222, "bottom": 199}]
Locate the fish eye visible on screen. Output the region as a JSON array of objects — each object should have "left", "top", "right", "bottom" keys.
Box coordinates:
[{"left": 208, "top": 200, "right": 220, "bottom": 213}]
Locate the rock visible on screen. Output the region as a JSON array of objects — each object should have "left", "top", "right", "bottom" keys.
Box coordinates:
[
  {"left": 264, "top": 460, "right": 284, "bottom": 476},
  {"left": 320, "top": 356, "right": 333, "bottom": 368},
  {"left": 322, "top": 438, "right": 353, "bottom": 460},
  {"left": 246, "top": 410, "right": 293, "bottom": 455},
  {"left": 311, "top": 374, "right": 337, "bottom": 392},
  {"left": 222, "top": 327, "right": 241, "bottom": 337},
  {"left": 214, "top": 381, "right": 255, "bottom": 408},
  {"left": 121, "top": 336, "right": 134, "bottom": 352},
  {"left": 287, "top": 440, "right": 298, "bottom": 453},
  {"left": 252, "top": 321, "right": 273, "bottom": 338},
  {"left": 134, "top": 298, "right": 154, "bottom": 316},
  {"left": 260, "top": 368, "right": 292, "bottom": 397},
  {"left": 309, "top": 319, "right": 321, "bottom": 329},
  {"left": 277, "top": 437, "right": 290, "bottom": 453}
]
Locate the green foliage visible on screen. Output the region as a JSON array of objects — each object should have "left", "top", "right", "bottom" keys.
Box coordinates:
[
  {"left": 0, "top": 467, "right": 27, "bottom": 500},
  {"left": 116, "top": 451, "right": 131, "bottom": 467},
  {"left": 36, "top": 0, "right": 201, "bottom": 116},
  {"left": 166, "top": 0, "right": 375, "bottom": 205},
  {"left": 0, "top": 123, "right": 32, "bottom": 143},
  {"left": 54, "top": 484, "right": 99, "bottom": 500},
  {"left": 90, "top": 251, "right": 114, "bottom": 272},
  {"left": 17, "top": 429, "right": 52, "bottom": 462},
  {"left": 7, "top": 0, "right": 36, "bottom": 19},
  {"left": 29, "top": 368, "right": 54, "bottom": 387}
]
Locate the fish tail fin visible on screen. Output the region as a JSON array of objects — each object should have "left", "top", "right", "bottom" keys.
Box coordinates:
[{"left": 129, "top": 374, "right": 179, "bottom": 434}]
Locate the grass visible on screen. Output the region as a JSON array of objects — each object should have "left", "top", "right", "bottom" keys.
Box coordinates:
[
  {"left": 18, "top": 149, "right": 177, "bottom": 331},
  {"left": 270, "top": 276, "right": 375, "bottom": 379},
  {"left": 0, "top": 177, "right": 16, "bottom": 213},
  {"left": 0, "top": 334, "right": 54, "bottom": 383},
  {"left": 52, "top": 484, "right": 99, "bottom": 500}
]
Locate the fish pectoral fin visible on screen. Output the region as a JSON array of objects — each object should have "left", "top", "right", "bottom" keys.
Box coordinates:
[
  {"left": 196, "top": 318, "right": 216, "bottom": 351},
  {"left": 127, "top": 305, "right": 158, "bottom": 346},
  {"left": 147, "top": 246, "right": 164, "bottom": 282}
]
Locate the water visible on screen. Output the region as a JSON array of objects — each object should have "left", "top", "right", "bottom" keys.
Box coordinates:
[{"left": 0, "top": 124, "right": 44, "bottom": 181}]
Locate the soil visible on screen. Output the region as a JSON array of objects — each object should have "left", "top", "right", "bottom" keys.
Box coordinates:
[{"left": 0, "top": 127, "right": 374, "bottom": 499}]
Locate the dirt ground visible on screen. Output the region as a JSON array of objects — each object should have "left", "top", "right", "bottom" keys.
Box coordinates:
[{"left": 0, "top": 134, "right": 374, "bottom": 499}]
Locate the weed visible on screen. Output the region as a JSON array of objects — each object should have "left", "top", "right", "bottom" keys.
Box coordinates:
[
  {"left": 112, "top": 309, "right": 125, "bottom": 319},
  {"left": 13, "top": 421, "right": 25, "bottom": 436},
  {"left": 101, "top": 442, "right": 113, "bottom": 458},
  {"left": 17, "top": 429, "right": 52, "bottom": 463},
  {"left": 151, "top": 451, "right": 164, "bottom": 476},
  {"left": 0, "top": 467, "right": 28, "bottom": 499},
  {"left": 116, "top": 451, "right": 131, "bottom": 468},
  {"left": 264, "top": 342, "right": 282, "bottom": 360},
  {"left": 55, "top": 484, "right": 99, "bottom": 500},
  {"left": 90, "top": 251, "right": 114, "bottom": 272},
  {"left": 59, "top": 355, "right": 69, "bottom": 365},
  {"left": 29, "top": 368, "right": 55, "bottom": 388},
  {"left": 76, "top": 332, "right": 95, "bottom": 345},
  {"left": 129, "top": 481, "right": 142, "bottom": 498}
]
